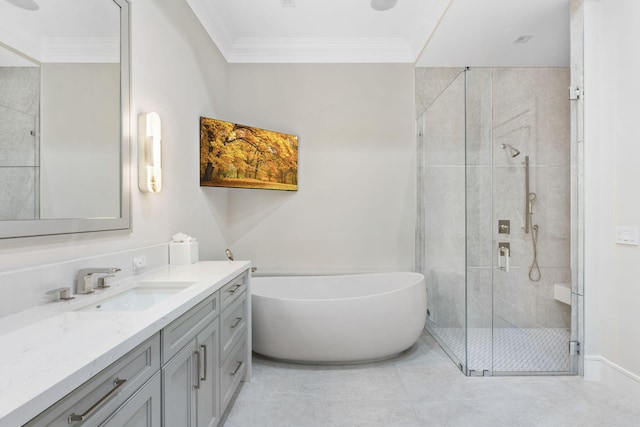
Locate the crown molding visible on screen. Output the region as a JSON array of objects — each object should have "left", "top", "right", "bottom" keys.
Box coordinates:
[
  {"left": 40, "top": 37, "right": 119, "bottom": 63},
  {"left": 186, "top": 0, "right": 234, "bottom": 59},
  {"left": 186, "top": 0, "right": 416, "bottom": 63},
  {"left": 228, "top": 37, "right": 414, "bottom": 64},
  {"left": 0, "top": 31, "right": 118, "bottom": 63}
]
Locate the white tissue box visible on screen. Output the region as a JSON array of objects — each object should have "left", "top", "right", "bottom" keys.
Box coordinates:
[{"left": 170, "top": 241, "right": 199, "bottom": 265}]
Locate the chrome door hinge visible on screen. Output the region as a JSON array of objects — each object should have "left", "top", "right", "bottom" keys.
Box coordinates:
[
  {"left": 569, "top": 86, "right": 582, "bottom": 100},
  {"left": 569, "top": 341, "right": 581, "bottom": 355}
]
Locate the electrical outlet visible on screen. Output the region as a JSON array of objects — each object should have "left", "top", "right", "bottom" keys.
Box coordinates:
[{"left": 133, "top": 255, "right": 147, "bottom": 270}]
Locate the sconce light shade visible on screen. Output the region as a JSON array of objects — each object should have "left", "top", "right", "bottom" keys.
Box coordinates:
[{"left": 138, "top": 112, "right": 162, "bottom": 193}]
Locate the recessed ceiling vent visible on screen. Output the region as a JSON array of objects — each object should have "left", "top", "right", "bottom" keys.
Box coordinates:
[
  {"left": 281, "top": 0, "right": 296, "bottom": 7},
  {"left": 513, "top": 35, "right": 533, "bottom": 44}
]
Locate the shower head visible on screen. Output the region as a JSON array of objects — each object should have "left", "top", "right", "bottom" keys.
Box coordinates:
[{"left": 501, "top": 143, "right": 521, "bottom": 158}]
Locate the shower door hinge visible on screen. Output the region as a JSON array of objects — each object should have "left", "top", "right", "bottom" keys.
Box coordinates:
[
  {"left": 569, "top": 86, "right": 582, "bottom": 100},
  {"left": 569, "top": 341, "right": 581, "bottom": 355}
]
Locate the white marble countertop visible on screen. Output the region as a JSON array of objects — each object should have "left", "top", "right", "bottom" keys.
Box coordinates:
[{"left": 0, "top": 261, "right": 250, "bottom": 427}]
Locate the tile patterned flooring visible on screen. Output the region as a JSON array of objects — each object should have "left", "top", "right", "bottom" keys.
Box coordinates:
[
  {"left": 433, "top": 327, "right": 572, "bottom": 372},
  {"left": 224, "top": 331, "right": 640, "bottom": 427}
]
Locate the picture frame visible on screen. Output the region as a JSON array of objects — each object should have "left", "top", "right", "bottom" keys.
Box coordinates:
[{"left": 200, "top": 117, "right": 298, "bottom": 191}]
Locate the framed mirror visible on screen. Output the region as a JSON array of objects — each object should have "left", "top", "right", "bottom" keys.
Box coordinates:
[{"left": 0, "top": 0, "right": 130, "bottom": 239}]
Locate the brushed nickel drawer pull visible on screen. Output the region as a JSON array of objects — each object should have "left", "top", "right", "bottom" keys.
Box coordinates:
[
  {"left": 230, "top": 361, "right": 243, "bottom": 376},
  {"left": 68, "top": 378, "right": 126, "bottom": 424},
  {"left": 227, "top": 284, "right": 243, "bottom": 294},
  {"left": 230, "top": 317, "right": 243, "bottom": 329},
  {"left": 200, "top": 344, "right": 207, "bottom": 381}
]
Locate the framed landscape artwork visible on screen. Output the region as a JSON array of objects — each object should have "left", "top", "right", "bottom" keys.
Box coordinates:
[{"left": 200, "top": 117, "right": 298, "bottom": 191}]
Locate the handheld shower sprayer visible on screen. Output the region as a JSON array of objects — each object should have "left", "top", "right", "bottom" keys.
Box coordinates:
[
  {"left": 527, "top": 192, "right": 541, "bottom": 282},
  {"left": 528, "top": 192, "right": 536, "bottom": 215}
]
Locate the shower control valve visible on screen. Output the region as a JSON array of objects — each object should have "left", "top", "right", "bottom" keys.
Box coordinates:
[
  {"left": 498, "top": 220, "right": 510, "bottom": 235},
  {"left": 498, "top": 242, "right": 511, "bottom": 272}
]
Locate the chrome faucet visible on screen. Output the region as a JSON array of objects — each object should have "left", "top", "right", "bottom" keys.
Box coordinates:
[{"left": 76, "top": 268, "right": 121, "bottom": 294}]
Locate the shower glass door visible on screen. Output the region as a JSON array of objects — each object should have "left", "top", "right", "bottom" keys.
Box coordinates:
[
  {"left": 419, "top": 70, "right": 468, "bottom": 373},
  {"left": 463, "top": 68, "right": 494, "bottom": 375},
  {"left": 420, "top": 67, "right": 576, "bottom": 375},
  {"left": 488, "top": 67, "right": 573, "bottom": 374},
  {"left": 465, "top": 67, "right": 573, "bottom": 374}
]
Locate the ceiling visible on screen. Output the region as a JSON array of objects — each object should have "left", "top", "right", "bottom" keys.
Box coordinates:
[
  {"left": 186, "top": 0, "right": 570, "bottom": 66},
  {"left": 0, "top": 0, "right": 119, "bottom": 63}
]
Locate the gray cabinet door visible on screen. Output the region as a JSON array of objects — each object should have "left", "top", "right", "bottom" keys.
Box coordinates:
[
  {"left": 101, "top": 373, "right": 161, "bottom": 427},
  {"left": 163, "top": 340, "right": 197, "bottom": 427},
  {"left": 162, "top": 293, "right": 219, "bottom": 365},
  {"left": 196, "top": 320, "right": 220, "bottom": 427}
]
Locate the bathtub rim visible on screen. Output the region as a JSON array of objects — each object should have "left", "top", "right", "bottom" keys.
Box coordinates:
[{"left": 251, "top": 271, "right": 425, "bottom": 303}]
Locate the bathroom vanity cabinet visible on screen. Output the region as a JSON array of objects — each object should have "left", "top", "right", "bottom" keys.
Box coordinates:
[
  {"left": 162, "top": 273, "right": 248, "bottom": 426},
  {"left": 24, "top": 334, "right": 162, "bottom": 427},
  {"left": 218, "top": 274, "right": 249, "bottom": 412},
  {"left": 163, "top": 293, "right": 221, "bottom": 427},
  {"left": 17, "top": 265, "right": 250, "bottom": 427}
]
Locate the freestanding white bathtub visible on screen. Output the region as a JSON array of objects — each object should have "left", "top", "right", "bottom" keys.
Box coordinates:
[{"left": 251, "top": 272, "right": 427, "bottom": 364}]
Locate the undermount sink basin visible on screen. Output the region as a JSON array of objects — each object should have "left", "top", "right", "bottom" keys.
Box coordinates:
[{"left": 78, "top": 281, "right": 196, "bottom": 312}]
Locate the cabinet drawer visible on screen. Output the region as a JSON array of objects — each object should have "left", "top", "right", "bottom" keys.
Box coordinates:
[
  {"left": 101, "top": 372, "right": 161, "bottom": 427},
  {"left": 219, "top": 333, "right": 247, "bottom": 414},
  {"left": 162, "top": 292, "right": 219, "bottom": 364},
  {"left": 220, "top": 272, "right": 248, "bottom": 309},
  {"left": 220, "top": 291, "right": 247, "bottom": 363},
  {"left": 25, "top": 333, "right": 160, "bottom": 427}
]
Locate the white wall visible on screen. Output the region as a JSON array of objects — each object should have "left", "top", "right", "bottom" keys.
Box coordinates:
[
  {"left": 584, "top": 0, "right": 640, "bottom": 396},
  {"left": 0, "top": 2, "right": 416, "bottom": 292},
  {"left": 0, "top": 0, "right": 230, "bottom": 272},
  {"left": 223, "top": 64, "right": 416, "bottom": 274}
]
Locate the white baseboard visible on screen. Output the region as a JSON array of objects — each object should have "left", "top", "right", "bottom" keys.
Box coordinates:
[{"left": 585, "top": 354, "right": 640, "bottom": 402}]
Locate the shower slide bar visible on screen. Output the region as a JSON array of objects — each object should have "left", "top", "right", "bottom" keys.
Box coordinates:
[{"left": 524, "top": 155, "right": 530, "bottom": 234}]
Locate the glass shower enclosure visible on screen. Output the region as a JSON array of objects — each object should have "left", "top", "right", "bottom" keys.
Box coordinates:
[{"left": 416, "top": 67, "right": 579, "bottom": 375}]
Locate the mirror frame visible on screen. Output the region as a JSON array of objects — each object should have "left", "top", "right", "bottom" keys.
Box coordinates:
[{"left": 0, "top": 0, "right": 131, "bottom": 239}]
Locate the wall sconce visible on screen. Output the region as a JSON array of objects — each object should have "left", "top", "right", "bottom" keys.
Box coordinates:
[{"left": 138, "top": 112, "right": 162, "bottom": 193}]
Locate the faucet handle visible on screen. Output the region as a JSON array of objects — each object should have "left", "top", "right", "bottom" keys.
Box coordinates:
[
  {"left": 46, "top": 287, "right": 75, "bottom": 301},
  {"left": 97, "top": 274, "right": 115, "bottom": 289},
  {"left": 76, "top": 267, "right": 121, "bottom": 294}
]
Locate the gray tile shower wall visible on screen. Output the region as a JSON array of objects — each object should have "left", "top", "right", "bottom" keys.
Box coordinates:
[
  {"left": 491, "top": 68, "right": 571, "bottom": 329},
  {"left": 0, "top": 67, "right": 40, "bottom": 220},
  {"left": 418, "top": 67, "right": 571, "bottom": 331}
]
